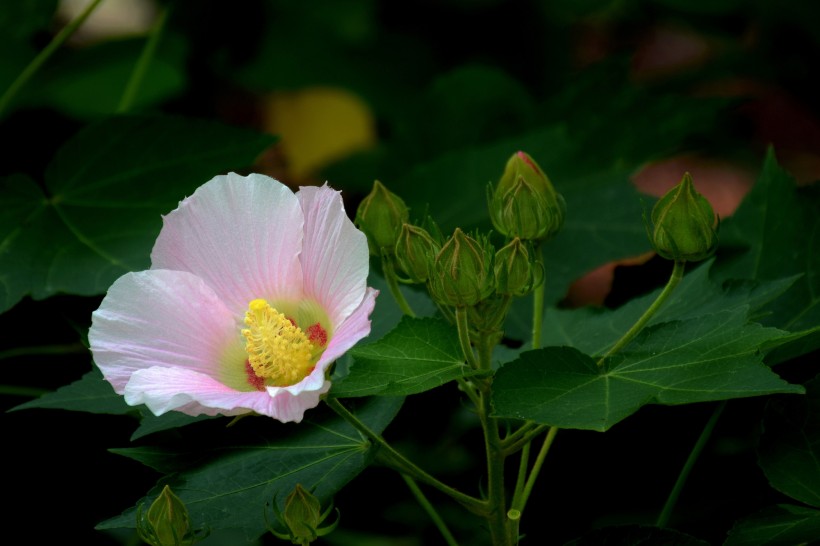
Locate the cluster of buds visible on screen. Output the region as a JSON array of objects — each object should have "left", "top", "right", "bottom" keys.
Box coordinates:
[
  {"left": 136, "top": 485, "right": 207, "bottom": 546},
  {"left": 354, "top": 151, "right": 560, "bottom": 322},
  {"left": 648, "top": 172, "right": 718, "bottom": 263},
  {"left": 268, "top": 484, "right": 339, "bottom": 545}
]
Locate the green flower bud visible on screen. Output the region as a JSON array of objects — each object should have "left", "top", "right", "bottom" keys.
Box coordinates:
[
  {"left": 494, "top": 238, "right": 541, "bottom": 296},
  {"left": 649, "top": 172, "right": 718, "bottom": 262},
  {"left": 429, "top": 228, "right": 495, "bottom": 307},
  {"left": 269, "top": 484, "right": 339, "bottom": 545},
  {"left": 283, "top": 484, "right": 323, "bottom": 543},
  {"left": 355, "top": 180, "right": 409, "bottom": 257},
  {"left": 488, "top": 151, "right": 566, "bottom": 241},
  {"left": 395, "top": 223, "right": 441, "bottom": 283},
  {"left": 137, "top": 485, "right": 202, "bottom": 546}
]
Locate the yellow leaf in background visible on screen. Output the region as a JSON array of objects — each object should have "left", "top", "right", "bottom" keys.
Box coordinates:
[{"left": 264, "top": 87, "right": 376, "bottom": 179}]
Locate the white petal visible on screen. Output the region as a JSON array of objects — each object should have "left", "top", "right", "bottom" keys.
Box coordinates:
[
  {"left": 89, "top": 270, "right": 239, "bottom": 393},
  {"left": 316, "top": 287, "right": 378, "bottom": 368},
  {"left": 151, "top": 173, "right": 304, "bottom": 313},
  {"left": 297, "top": 184, "right": 369, "bottom": 326},
  {"left": 126, "top": 366, "right": 328, "bottom": 423}
]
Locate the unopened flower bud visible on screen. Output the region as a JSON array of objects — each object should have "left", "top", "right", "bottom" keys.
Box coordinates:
[
  {"left": 137, "top": 485, "right": 201, "bottom": 546},
  {"left": 649, "top": 173, "right": 718, "bottom": 262},
  {"left": 283, "top": 484, "right": 323, "bottom": 542},
  {"left": 494, "top": 238, "right": 540, "bottom": 296},
  {"left": 269, "top": 484, "right": 339, "bottom": 545},
  {"left": 429, "top": 229, "right": 495, "bottom": 307},
  {"left": 395, "top": 223, "right": 440, "bottom": 283},
  {"left": 355, "top": 180, "right": 409, "bottom": 257},
  {"left": 488, "top": 151, "right": 565, "bottom": 241}
]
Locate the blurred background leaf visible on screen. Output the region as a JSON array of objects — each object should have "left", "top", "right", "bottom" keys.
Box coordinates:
[{"left": 0, "top": 115, "right": 275, "bottom": 312}]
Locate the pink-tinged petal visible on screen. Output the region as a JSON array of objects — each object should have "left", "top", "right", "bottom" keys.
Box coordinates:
[
  {"left": 89, "top": 270, "right": 239, "bottom": 393},
  {"left": 316, "top": 287, "right": 378, "bottom": 368},
  {"left": 151, "top": 173, "right": 304, "bottom": 313},
  {"left": 297, "top": 184, "right": 369, "bottom": 326},
  {"left": 125, "top": 366, "right": 329, "bottom": 423}
]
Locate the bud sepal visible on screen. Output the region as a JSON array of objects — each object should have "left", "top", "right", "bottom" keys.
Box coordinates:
[
  {"left": 394, "top": 221, "right": 441, "bottom": 284},
  {"left": 494, "top": 238, "right": 542, "bottom": 297},
  {"left": 429, "top": 229, "right": 495, "bottom": 308}
]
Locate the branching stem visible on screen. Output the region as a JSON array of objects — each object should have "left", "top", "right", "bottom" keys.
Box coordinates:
[
  {"left": 325, "top": 398, "right": 486, "bottom": 515},
  {"left": 402, "top": 474, "right": 460, "bottom": 546}
]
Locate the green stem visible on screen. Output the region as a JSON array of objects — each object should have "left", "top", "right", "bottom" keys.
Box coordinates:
[
  {"left": 656, "top": 401, "right": 726, "bottom": 528},
  {"left": 325, "top": 398, "right": 485, "bottom": 515},
  {"left": 117, "top": 4, "right": 169, "bottom": 113},
  {"left": 531, "top": 244, "right": 545, "bottom": 350},
  {"left": 455, "top": 307, "right": 478, "bottom": 369},
  {"left": 0, "top": 0, "right": 105, "bottom": 117},
  {"left": 511, "top": 442, "right": 530, "bottom": 513},
  {"left": 517, "top": 426, "right": 558, "bottom": 512},
  {"left": 457, "top": 377, "right": 481, "bottom": 408},
  {"left": 507, "top": 427, "right": 558, "bottom": 544},
  {"left": 382, "top": 255, "right": 416, "bottom": 317},
  {"left": 401, "top": 474, "right": 460, "bottom": 546},
  {"left": 479, "top": 391, "right": 510, "bottom": 546},
  {"left": 476, "top": 330, "right": 495, "bottom": 372},
  {"left": 474, "top": 338, "right": 511, "bottom": 546},
  {"left": 597, "top": 260, "right": 685, "bottom": 367},
  {"left": 501, "top": 421, "right": 539, "bottom": 449},
  {"left": 501, "top": 423, "right": 550, "bottom": 456}
]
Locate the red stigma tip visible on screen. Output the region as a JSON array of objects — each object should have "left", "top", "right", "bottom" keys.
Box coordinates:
[
  {"left": 244, "top": 360, "right": 266, "bottom": 391},
  {"left": 306, "top": 323, "right": 328, "bottom": 347}
]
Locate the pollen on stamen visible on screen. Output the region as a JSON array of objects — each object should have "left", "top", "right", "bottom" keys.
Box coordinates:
[{"left": 242, "top": 299, "right": 315, "bottom": 387}]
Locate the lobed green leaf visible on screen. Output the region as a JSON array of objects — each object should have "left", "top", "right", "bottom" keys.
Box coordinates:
[
  {"left": 714, "top": 149, "right": 820, "bottom": 357},
  {"left": 724, "top": 504, "right": 820, "bottom": 546},
  {"left": 493, "top": 310, "right": 803, "bottom": 431},
  {"left": 331, "top": 316, "right": 477, "bottom": 397},
  {"left": 98, "top": 397, "right": 403, "bottom": 538},
  {"left": 757, "top": 375, "right": 820, "bottom": 509},
  {"left": 10, "top": 367, "right": 131, "bottom": 415}
]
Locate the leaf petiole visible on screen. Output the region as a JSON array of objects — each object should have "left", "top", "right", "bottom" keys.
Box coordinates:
[{"left": 597, "top": 260, "right": 685, "bottom": 366}]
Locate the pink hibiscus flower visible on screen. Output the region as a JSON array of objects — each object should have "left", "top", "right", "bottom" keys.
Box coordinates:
[{"left": 89, "top": 173, "right": 377, "bottom": 423}]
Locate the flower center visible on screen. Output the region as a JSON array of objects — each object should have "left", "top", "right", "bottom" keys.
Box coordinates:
[{"left": 242, "top": 299, "right": 317, "bottom": 387}]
